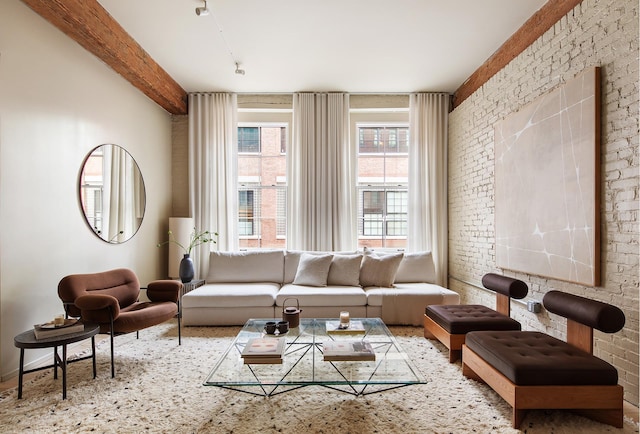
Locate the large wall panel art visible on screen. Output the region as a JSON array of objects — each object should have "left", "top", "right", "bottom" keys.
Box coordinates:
[{"left": 494, "top": 67, "right": 601, "bottom": 286}]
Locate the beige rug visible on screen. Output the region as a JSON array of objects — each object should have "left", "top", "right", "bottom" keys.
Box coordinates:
[{"left": 0, "top": 322, "right": 637, "bottom": 433}]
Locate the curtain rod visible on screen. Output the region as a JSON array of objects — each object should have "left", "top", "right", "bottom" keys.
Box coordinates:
[{"left": 193, "top": 92, "right": 452, "bottom": 96}]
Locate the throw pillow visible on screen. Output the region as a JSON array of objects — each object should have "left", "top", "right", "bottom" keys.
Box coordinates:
[
  {"left": 394, "top": 251, "right": 436, "bottom": 283},
  {"left": 327, "top": 254, "right": 363, "bottom": 286},
  {"left": 293, "top": 253, "right": 334, "bottom": 287},
  {"left": 359, "top": 250, "right": 404, "bottom": 287}
]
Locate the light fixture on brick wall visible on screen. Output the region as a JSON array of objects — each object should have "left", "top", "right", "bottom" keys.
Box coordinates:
[{"left": 195, "top": 1, "right": 209, "bottom": 16}]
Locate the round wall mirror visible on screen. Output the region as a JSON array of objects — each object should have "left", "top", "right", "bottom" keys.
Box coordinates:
[{"left": 79, "top": 144, "right": 146, "bottom": 243}]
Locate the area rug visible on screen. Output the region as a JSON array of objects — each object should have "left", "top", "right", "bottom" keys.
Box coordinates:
[{"left": 0, "top": 323, "right": 637, "bottom": 434}]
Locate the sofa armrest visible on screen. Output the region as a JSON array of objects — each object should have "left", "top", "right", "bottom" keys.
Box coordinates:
[
  {"left": 146, "top": 280, "right": 181, "bottom": 303},
  {"left": 75, "top": 293, "right": 120, "bottom": 323}
]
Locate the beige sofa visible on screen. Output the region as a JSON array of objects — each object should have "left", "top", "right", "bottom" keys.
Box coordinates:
[{"left": 182, "top": 249, "right": 459, "bottom": 326}]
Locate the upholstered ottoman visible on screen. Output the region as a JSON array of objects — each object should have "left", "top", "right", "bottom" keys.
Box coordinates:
[
  {"left": 425, "top": 304, "right": 521, "bottom": 362},
  {"left": 424, "top": 273, "right": 527, "bottom": 362}
]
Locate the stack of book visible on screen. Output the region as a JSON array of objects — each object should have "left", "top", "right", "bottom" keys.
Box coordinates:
[
  {"left": 241, "top": 337, "right": 286, "bottom": 364},
  {"left": 323, "top": 340, "right": 376, "bottom": 362},
  {"left": 325, "top": 320, "right": 366, "bottom": 335},
  {"left": 33, "top": 319, "right": 84, "bottom": 340}
]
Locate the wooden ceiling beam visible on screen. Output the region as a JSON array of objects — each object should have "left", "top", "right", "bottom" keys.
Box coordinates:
[
  {"left": 453, "top": 0, "right": 584, "bottom": 108},
  {"left": 21, "top": 0, "right": 188, "bottom": 115}
]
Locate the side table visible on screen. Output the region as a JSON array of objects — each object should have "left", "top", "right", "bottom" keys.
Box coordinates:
[
  {"left": 177, "top": 279, "right": 205, "bottom": 344},
  {"left": 14, "top": 323, "right": 100, "bottom": 399}
]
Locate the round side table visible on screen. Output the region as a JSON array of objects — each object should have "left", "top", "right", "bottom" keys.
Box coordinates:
[{"left": 14, "top": 323, "right": 100, "bottom": 399}]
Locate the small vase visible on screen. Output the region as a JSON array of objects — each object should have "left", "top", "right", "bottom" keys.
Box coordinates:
[{"left": 179, "top": 254, "right": 195, "bottom": 283}]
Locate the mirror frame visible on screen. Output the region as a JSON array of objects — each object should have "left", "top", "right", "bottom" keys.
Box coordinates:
[{"left": 78, "top": 144, "right": 146, "bottom": 244}]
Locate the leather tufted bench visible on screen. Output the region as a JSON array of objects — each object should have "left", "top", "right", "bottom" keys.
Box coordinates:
[
  {"left": 424, "top": 273, "right": 527, "bottom": 362},
  {"left": 462, "top": 290, "right": 625, "bottom": 429},
  {"left": 465, "top": 331, "right": 618, "bottom": 386}
]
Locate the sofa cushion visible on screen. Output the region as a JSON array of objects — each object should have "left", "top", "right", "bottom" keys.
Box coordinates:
[
  {"left": 366, "top": 283, "right": 460, "bottom": 306},
  {"left": 359, "top": 250, "right": 404, "bottom": 287},
  {"left": 207, "top": 250, "right": 284, "bottom": 284},
  {"left": 426, "top": 304, "right": 521, "bottom": 334},
  {"left": 465, "top": 330, "right": 619, "bottom": 386},
  {"left": 276, "top": 284, "right": 366, "bottom": 307},
  {"left": 293, "top": 253, "right": 333, "bottom": 287},
  {"left": 181, "top": 283, "right": 279, "bottom": 308},
  {"left": 365, "top": 283, "right": 459, "bottom": 326},
  {"left": 394, "top": 251, "right": 436, "bottom": 283},
  {"left": 327, "top": 253, "right": 363, "bottom": 286}
]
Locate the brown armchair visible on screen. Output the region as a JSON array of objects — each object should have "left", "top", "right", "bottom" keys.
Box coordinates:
[{"left": 58, "top": 268, "right": 182, "bottom": 377}]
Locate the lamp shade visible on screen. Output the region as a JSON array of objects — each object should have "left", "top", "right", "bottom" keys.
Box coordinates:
[{"left": 168, "top": 217, "right": 194, "bottom": 279}]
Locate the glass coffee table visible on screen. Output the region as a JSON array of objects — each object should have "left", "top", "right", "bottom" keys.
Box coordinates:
[{"left": 204, "top": 318, "right": 426, "bottom": 396}]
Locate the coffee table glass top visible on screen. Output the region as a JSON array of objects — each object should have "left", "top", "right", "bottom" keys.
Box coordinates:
[{"left": 203, "top": 318, "right": 426, "bottom": 396}]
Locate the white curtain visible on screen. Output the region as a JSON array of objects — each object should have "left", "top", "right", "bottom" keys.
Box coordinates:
[
  {"left": 188, "top": 93, "right": 238, "bottom": 278},
  {"left": 408, "top": 93, "right": 449, "bottom": 286},
  {"left": 103, "top": 145, "right": 137, "bottom": 243},
  {"left": 288, "top": 93, "right": 356, "bottom": 251}
]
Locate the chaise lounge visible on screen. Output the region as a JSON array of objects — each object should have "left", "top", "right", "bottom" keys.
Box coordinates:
[{"left": 461, "top": 290, "right": 626, "bottom": 428}]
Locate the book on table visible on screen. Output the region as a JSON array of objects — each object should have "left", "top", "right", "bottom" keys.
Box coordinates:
[
  {"left": 33, "top": 319, "right": 84, "bottom": 340},
  {"left": 323, "top": 340, "right": 376, "bottom": 362},
  {"left": 325, "top": 320, "right": 366, "bottom": 335},
  {"left": 241, "top": 337, "right": 286, "bottom": 364}
]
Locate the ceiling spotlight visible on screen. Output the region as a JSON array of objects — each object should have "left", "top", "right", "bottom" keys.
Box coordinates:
[
  {"left": 235, "top": 63, "right": 245, "bottom": 75},
  {"left": 195, "top": 1, "right": 209, "bottom": 16}
]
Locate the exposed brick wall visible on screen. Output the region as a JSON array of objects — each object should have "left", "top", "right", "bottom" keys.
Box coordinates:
[
  {"left": 448, "top": 0, "right": 639, "bottom": 405},
  {"left": 171, "top": 115, "right": 189, "bottom": 217}
]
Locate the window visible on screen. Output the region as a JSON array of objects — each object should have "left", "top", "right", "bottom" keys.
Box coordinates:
[
  {"left": 238, "top": 127, "right": 260, "bottom": 153},
  {"left": 356, "top": 122, "right": 409, "bottom": 249},
  {"left": 237, "top": 122, "right": 289, "bottom": 249}
]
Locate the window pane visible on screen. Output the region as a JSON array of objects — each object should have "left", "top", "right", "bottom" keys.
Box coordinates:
[
  {"left": 238, "top": 127, "right": 260, "bottom": 153},
  {"left": 238, "top": 190, "right": 255, "bottom": 236},
  {"left": 359, "top": 126, "right": 409, "bottom": 154},
  {"left": 363, "top": 191, "right": 384, "bottom": 213}
]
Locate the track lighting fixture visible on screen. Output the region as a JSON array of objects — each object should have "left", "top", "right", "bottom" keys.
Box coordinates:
[
  {"left": 195, "top": 1, "right": 209, "bottom": 16},
  {"left": 235, "top": 63, "right": 245, "bottom": 75}
]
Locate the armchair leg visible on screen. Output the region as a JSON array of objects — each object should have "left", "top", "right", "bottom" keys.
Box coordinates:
[
  {"left": 110, "top": 328, "right": 115, "bottom": 378},
  {"left": 178, "top": 314, "right": 182, "bottom": 345},
  {"left": 109, "top": 312, "right": 115, "bottom": 378}
]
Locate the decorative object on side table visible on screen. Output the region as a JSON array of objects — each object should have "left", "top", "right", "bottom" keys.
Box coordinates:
[
  {"left": 158, "top": 224, "right": 218, "bottom": 283},
  {"left": 34, "top": 318, "right": 84, "bottom": 340}
]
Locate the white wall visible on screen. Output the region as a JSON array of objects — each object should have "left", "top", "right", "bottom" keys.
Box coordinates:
[{"left": 0, "top": 1, "right": 174, "bottom": 379}]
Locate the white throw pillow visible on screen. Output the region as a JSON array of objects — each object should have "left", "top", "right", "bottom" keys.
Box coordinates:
[
  {"left": 359, "top": 249, "right": 404, "bottom": 287},
  {"left": 293, "top": 253, "right": 334, "bottom": 287},
  {"left": 394, "top": 251, "right": 436, "bottom": 283},
  {"left": 327, "top": 254, "right": 363, "bottom": 286}
]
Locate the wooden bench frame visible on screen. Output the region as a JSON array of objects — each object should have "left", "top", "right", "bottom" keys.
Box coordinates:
[
  {"left": 461, "top": 318, "right": 624, "bottom": 428},
  {"left": 424, "top": 292, "right": 512, "bottom": 362}
]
